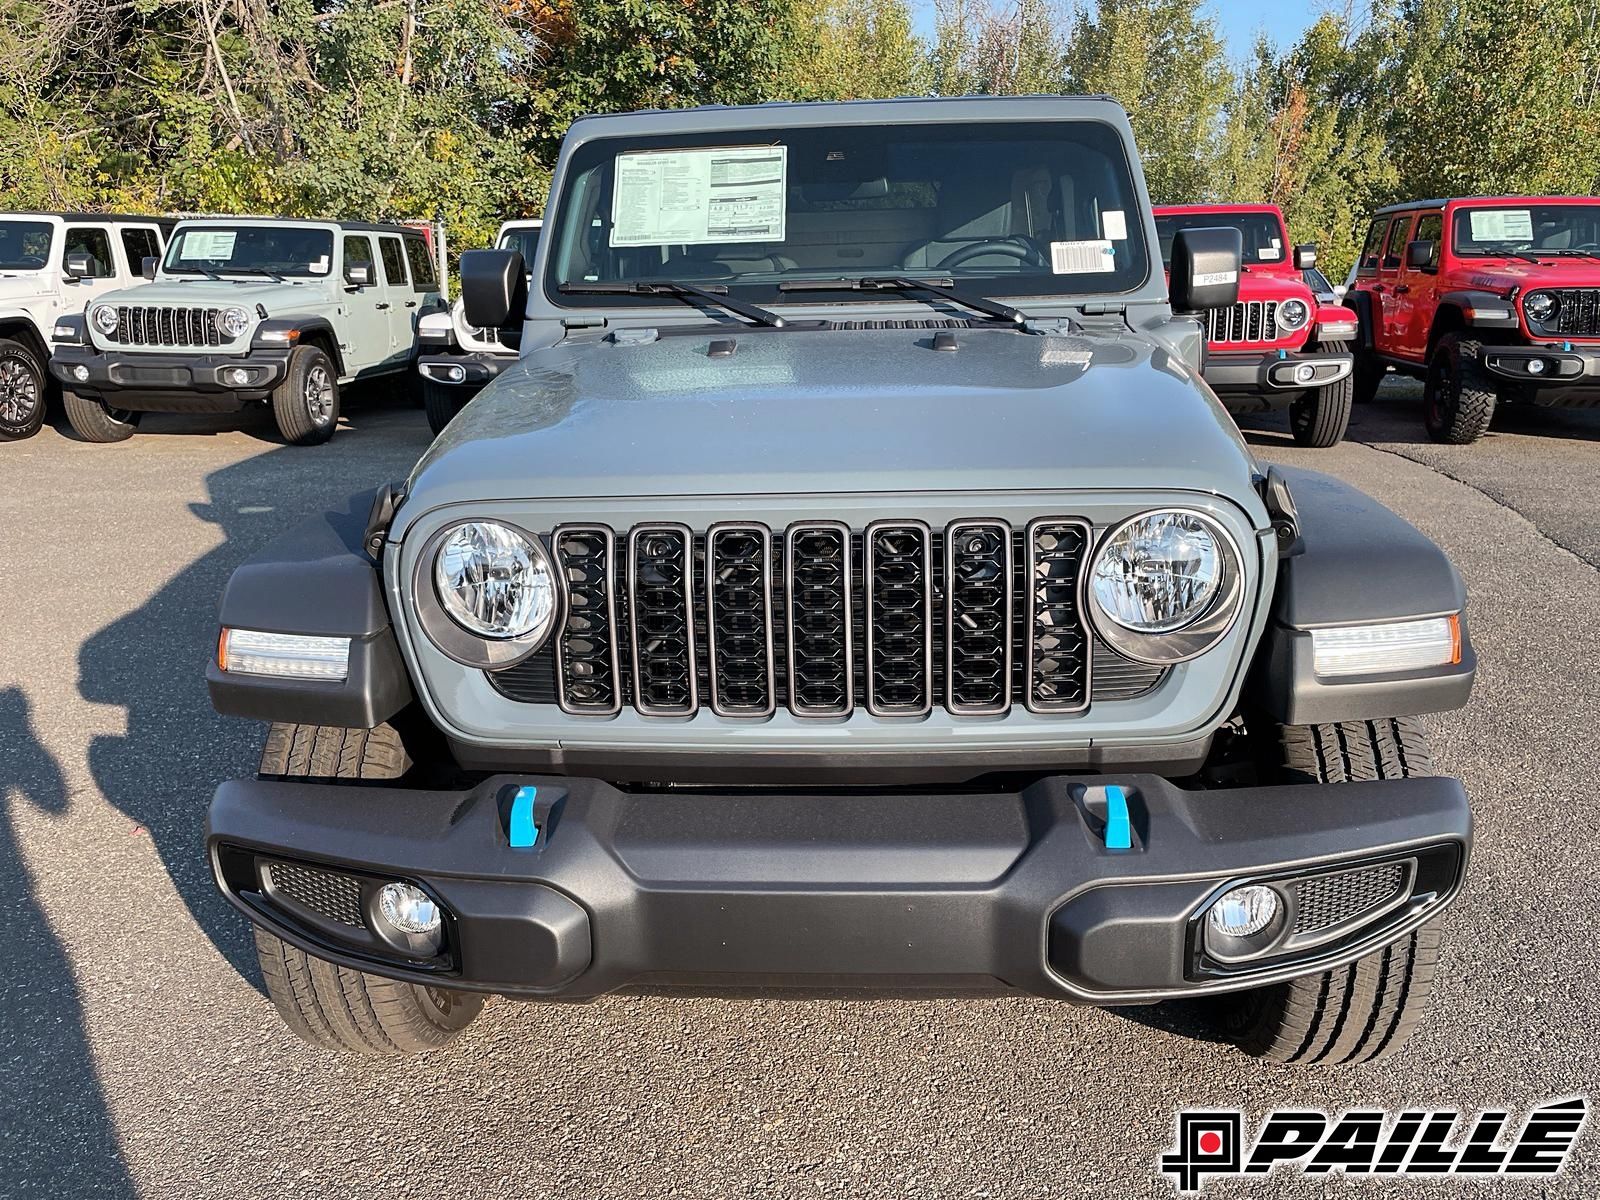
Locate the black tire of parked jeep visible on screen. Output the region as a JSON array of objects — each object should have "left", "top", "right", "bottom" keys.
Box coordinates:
[
  {"left": 1350, "top": 345, "right": 1384, "bottom": 405},
  {"left": 0, "top": 337, "right": 48, "bottom": 441},
  {"left": 252, "top": 721, "right": 486, "bottom": 1055},
  {"left": 1288, "top": 341, "right": 1354, "bottom": 447},
  {"left": 270, "top": 345, "right": 340, "bottom": 446},
  {"left": 1424, "top": 334, "right": 1496, "bottom": 444},
  {"left": 1216, "top": 717, "right": 1445, "bottom": 1066},
  {"left": 62, "top": 389, "right": 141, "bottom": 442},
  {"left": 423, "top": 378, "right": 463, "bottom": 436}
]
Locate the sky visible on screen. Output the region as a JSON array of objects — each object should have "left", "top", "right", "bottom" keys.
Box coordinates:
[{"left": 910, "top": 1, "right": 1323, "bottom": 58}]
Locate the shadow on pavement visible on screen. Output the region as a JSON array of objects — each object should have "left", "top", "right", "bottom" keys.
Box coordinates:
[
  {"left": 76, "top": 408, "right": 434, "bottom": 995},
  {"left": 0, "top": 688, "right": 136, "bottom": 1199}
]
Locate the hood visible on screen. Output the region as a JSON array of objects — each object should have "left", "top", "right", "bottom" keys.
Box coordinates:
[
  {"left": 96, "top": 278, "right": 322, "bottom": 312},
  {"left": 1238, "top": 264, "right": 1310, "bottom": 297},
  {"left": 1454, "top": 259, "right": 1600, "bottom": 292},
  {"left": 403, "top": 326, "right": 1261, "bottom": 517}
]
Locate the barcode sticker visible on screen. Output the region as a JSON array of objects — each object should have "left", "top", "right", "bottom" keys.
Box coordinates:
[{"left": 1051, "top": 240, "right": 1115, "bottom": 274}]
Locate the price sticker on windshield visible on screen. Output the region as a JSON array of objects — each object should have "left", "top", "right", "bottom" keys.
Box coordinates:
[
  {"left": 1051, "top": 239, "right": 1116, "bottom": 274},
  {"left": 184, "top": 230, "right": 237, "bottom": 260},
  {"left": 1469, "top": 209, "right": 1533, "bottom": 242},
  {"left": 611, "top": 146, "right": 787, "bottom": 247}
]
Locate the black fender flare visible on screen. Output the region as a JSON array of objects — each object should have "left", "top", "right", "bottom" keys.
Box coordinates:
[
  {"left": 1345, "top": 288, "right": 1376, "bottom": 351},
  {"left": 252, "top": 315, "right": 346, "bottom": 376},
  {"left": 1436, "top": 290, "right": 1519, "bottom": 338},
  {"left": 0, "top": 312, "right": 53, "bottom": 360}
]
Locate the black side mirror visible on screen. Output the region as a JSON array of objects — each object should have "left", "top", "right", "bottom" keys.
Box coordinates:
[
  {"left": 1293, "top": 243, "right": 1318, "bottom": 270},
  {"left": 1169, "top": 227, "right": 1242, "bottom": 313},
  {"left": 345, "top": 261, "right": 375, "bottom": 288},
  {"left": 64, "top": 251, "right": 92, "bottom": 280},
  {"left": 1406, "top": 240, "right": 1438, "bottom": 272},
  {"left": 141, "top": 256, "right": 159, "bottom": 280},
  {"left": 461, "top": 249, "right": 527, "bottom": 329}
]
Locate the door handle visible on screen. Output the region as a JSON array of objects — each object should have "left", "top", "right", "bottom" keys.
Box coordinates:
[
  {"left": 1393, "top": 285, "right": 1410, "bottom": 295},
  {"left": 375, "top": 302, "right": 391, "bottom": 310},
  {"left": 405, "top": 300, "right": 418, "bottom": 309}
]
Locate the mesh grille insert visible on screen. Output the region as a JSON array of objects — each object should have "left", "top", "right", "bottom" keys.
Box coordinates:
[
  {"left": 553, "top": 526, "right": 620, "bottom": 714},
  {"left": 707, "top": 524, "right": 775, "bottom": 715},
  {"left": 1548, "top": 289, "right": 1600, "bottom": 337},
  {"left": 1292, "top": 862, "right": 1407, "bottom": 935},
  {"left": 945, "top": 520, "right": 1013, "bottom": 714},
  {"left": 785, "top": 522, "right": 853, "bottom": 715},
  {"left": 266, "top": 860, "right": 364, "bottom": 927},
  {"left": 1025, "top": 519, "right": 1090, "bottom": 712},
  {"left": 628, "top": 525, "right": 696, "bottom": 714},
  {"left": 865, "top": 522, "right": 933, "bottom": 715}
]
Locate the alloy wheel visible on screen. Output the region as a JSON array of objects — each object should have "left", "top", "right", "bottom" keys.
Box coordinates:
[{"left": 0, "top": 354, "right": 40, "bottom": 425}]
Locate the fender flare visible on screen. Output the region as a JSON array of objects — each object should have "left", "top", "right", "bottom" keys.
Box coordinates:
[
  {"left": 252, "top": 315, "right": 346, "bottom": 376},
  {"left": 0, "top": 310, "right": 52, "bottom": 360}
]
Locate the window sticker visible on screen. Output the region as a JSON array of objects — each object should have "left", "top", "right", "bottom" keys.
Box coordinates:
[
  {"left": 1469, "top": 209, "right": 1533, "bottom": 242},
  {"left": 1258, "top": 245, "right": 1282, "bottom": 260},
  {"left": 185, "top": 230, "right": 237, "bottom": 259},
  {"left": 311, "top": 255, "right": 329, "bottom": 274},
  {"left": 611, "top": 146, "right": 787, "bottom": 247},
  {"left": 1101, "top": 210, "right": 1128, "bottom": 241},
  {"left": 1051, "top": 239, "right": 1116, "bottom": 274}
]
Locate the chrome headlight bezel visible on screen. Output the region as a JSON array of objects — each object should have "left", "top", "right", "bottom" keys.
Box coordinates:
[
  {"left": 216, "top": 306, "right": 252, "bottom": 340},
  {"left": 1085, "top": 509, "right": 1246, "bottom": 666},
  {"left": 1523, "top": 290, "right": 1558, "bottom": 324},
  {"left": 91, "top": 304, "right": 119, "bottom": 336},
  {"left": 411, "top": 519, "right": 563, "bottom": 670},
  {"left": 1276, "top": 298, "right": 1310, "bottom": 332}
]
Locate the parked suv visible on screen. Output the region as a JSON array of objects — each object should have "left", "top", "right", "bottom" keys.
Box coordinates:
[
  {"left": 205, "top": 98, "right": 1474, "bottom": 1066},
  {"left": 1155, "top": 204, "right": 1357, "bottom": 447},
  {"left": 0, "top": 211, "right": 172, "bottom": 441},
  {"left": 50, "top": 217, "right": 443, "bottom": 444},
  {"left": 416, "top": 219, "right": 542, "bottom": 434},
  {"left": 1348, "top": 195, "right": 1600, "bottom": 443}
]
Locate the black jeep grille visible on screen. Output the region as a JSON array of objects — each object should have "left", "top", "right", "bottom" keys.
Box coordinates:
[
  {"left": 494, "top": 518, "right": 1170, "bottom": 719},
  {"left": 1544, "top": 289, "right": 1600, "bottom": 337},
  {"left": 1292, "top": 862, "right": 1408, "bottom": 935},
  {"left": 111, "top": 305, "right": 228, "bottom": 347}
]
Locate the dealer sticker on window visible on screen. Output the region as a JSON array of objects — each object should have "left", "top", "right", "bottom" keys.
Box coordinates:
[
  {"left": 1051, "top": 239, "right": 1116, "bottom": 274},
  {"left": 1469, "top": 209, "right": 1533, "bottom": 242},
  {"left": 611, "top": 146, "right": 787, "bottom": 248},
  {"left": 185, "top": 230, "right": 237, "bottom": 259}
]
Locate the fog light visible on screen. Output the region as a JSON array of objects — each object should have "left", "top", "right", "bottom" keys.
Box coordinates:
[
  {"left": 378, "top": 882, "right": 441, "bottom": 935},
  {"left": 444, "top": 364, "right": 466, "bottom": 384},
  {"left": 218, "top": 628, "right": 351, "bottom": 680},
  {"left": 226, "top": 366, "right": 253, "bottom": 386},
  {"left": 71, "top": 364, "right": 90, "bottom": 382},
  {"left": 1295, "top": 363, "right": 1316, "bottom": 384},
  {"left": 1207, "top": 884, "right": 1280, "bottom": 938},
  {"left": 1527, "top": 358, "right": 1547, "bottom": 376},
  {"left": 1311, "top": 615, "right": 1460, "bottom": 677}
]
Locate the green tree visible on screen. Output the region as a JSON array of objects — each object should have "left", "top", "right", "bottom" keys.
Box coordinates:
[{"left": 786, "top": 0, "right": 928, "bottom": 99}]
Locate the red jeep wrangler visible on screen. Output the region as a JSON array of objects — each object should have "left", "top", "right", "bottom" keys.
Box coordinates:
[
  {"left": 1347, "top": 196, "right": 1600, "bottom": 443},
  {"left": 1155, "top": 204, "right": 1357, "bottom": 447}
]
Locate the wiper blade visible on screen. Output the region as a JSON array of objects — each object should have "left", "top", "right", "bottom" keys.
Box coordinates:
[
  {"left": 560, "top": 280, "right": 785, "bottom": 328},
  {"left": 167, "top": 265, "right": 221, "bottom": 280},
  {"left": 778, "top": 276, "right": 1028, "bottom": 325},
  {"left": 227, "top": 265, "right": 287, "bottom": 282}
]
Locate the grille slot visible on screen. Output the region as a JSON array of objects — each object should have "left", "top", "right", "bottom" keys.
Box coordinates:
[
  {"left": 112, "top": 304, "right": 226, "bottom": 347},
  {"left": 864, "top": 521, "right": 933, "bottom": 716},
  {"left": 707, "top": 523, "right": 776, "bottom": 716},
  {"left": 552, "top": 525, "right": 621, "bottom": 715},
  {"left": 944, "top": 519, "right": 1013, "bottom": 715},
  {"left": 1548, "top": 289, "right": 1600, "bottom": 337},
  {"left": 1292, "top": 862, "right": 1408, "bottom": 935},
  {"left": 265, "top": 860, "right": 364, "bottom": 927},
  {"left": 627, "top": 524, "right": 697, "bottom": 715},
  {"left": 1206, "top": 300, "right": 1279, "bottom": 345},
  {"left": 1025, "top": 518, "right": 1091, "bottom": 712},
  {"left": 785, "top": 522, "right": 853, "bottom": 716}
]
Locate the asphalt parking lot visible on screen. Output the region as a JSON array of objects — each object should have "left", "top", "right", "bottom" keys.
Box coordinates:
[{"left": 2, "top": 384, "right": 1597, "bottom": 1199}]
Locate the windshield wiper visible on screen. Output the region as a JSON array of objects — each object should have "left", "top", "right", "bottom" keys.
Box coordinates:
[
  {"left": 777, "top": 276, "right": 1028, "bottom": 326},
  {"left": 560, "top": 280, "right": 785, "bottom": 328},
  {"left": 166, "top": 265, "right": 221, "bottom": 280},
  {"left": 226, "top": 265, "right": 287, "bottom": 282}
]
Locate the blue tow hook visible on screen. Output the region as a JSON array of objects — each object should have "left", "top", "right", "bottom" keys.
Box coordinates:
[
  {"left": 1103, "top": 785, "right": 1132, "bottom": 851},
  {"left": 509, "top": 785, "right": 539, "bottom": 848}
]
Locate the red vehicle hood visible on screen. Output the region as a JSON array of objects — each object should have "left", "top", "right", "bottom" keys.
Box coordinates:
[{"left": 1453, "top": 258, "right": 1600, "bottom": 292}]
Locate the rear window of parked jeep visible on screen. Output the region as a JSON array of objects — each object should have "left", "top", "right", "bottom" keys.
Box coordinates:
[{"left": 403, "top": 236, "right": 437, "bottom": 290}]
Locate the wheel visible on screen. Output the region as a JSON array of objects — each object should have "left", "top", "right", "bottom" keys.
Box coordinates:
[
  {"left": 423, "top": 378, "right": 464, "bottom": 435},
  {"left": 1424, "top": 334, "right": 1496, "bottom": 444},
  {"left": 270, "top": 345, "right": 340, "bottom": 445},
  {"left": 62, "top": 389, "right": 140, "bottom": 442},
  {"left": 1215, "top": 717, "right": 1445, "bottom": 1065},
  {"left": 1351, "top": 345, "right": 1384, "bottom": 404},
  {"left": 1288, "top": 341, "right": 1354, "bottom": 447},
  {"left": 252, "top": 721, "right": 486, "bottom": 1055},
  {"left": 0, "top": 337, "right": 47, "bottom": 441}
]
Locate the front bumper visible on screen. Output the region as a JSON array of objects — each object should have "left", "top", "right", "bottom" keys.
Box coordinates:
[
  {"left": 208, "top": 771, "right": 1470, "bottom": 1004},
  {"left": 1480, "top": 344, "right": 1600, "bottom": 402},
  {"left": 417, "top": 350, "right": 512, "bottom": 392},
  {"left": 1205, "top": 349, "right": 1353, "bottom": 401},
  {"left": 50, "top": 345, "right": 288, "bottom": 408}
]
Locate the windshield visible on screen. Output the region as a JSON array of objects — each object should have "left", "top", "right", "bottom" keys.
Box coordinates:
[
  {"left": 498, "top": 225, "right": 542, "bottom": 265},
  {"left": 0, "top": 220, "right": 52, "bottom": 271},
  {"left": 1452, "top": 205, "right": 1600, "bottom": 257},
  {"left": 1155, "top": 212, "right": 1288, "bottom": 267},
  {"left": 546, "top": 120, "right": 1150, "bottom": 307},
  {"left": 164, "top": 225, "right": 334, "bottom": 278}
]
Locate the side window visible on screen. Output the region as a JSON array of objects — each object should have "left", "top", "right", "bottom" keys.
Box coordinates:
[
  {"left": 343, "top": 234, "right": 375, "bottom": 280},
  {"left": 1413, "top": 213, "right": 1443, "bottom": 249},
  {"left": 379, "top": 236, "right": 408, "bottom": 286},
  {"left": 1357, "top": 220, "right": 1388, "bottom": 274},
  {"left": 403, "top": 235, "right": 438, "bottom": 291},
  {"left": 119, "top": 227, "right": 161, "bottom": 273},
  {"left": 1382, "top": 217, "right": 1412, "bottom": 270},
  {"left": 63, "top": 226, "right": 115, "bottom": 277}
]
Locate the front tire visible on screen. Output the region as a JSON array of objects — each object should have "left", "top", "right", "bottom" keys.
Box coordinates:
[
  {"left": 62, "top": 389, "right": 140, "bottom": 442},
  {"left": 1424, "top": 334, "right": 1496, "bottom": 444},
  {"left": 1288, "top": 341, "right": 1354, "bottom": 447},
  {"left": 270, "top": 345, "right": 340, "bottom": 445},
  {"left": 252, "top": 721, "right": 486, "bottom": 1055},
  {"left": 0, "top": 337, "right": 47, "bottom": 441},
  {"left": 1215, "top": 717, "right": 1446, "bottom": 1065},
  {"left": 423, "top": 378, "right": 464, "bottom": 435}
]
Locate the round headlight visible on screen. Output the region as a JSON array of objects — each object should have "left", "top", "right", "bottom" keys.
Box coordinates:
[
  {"left": 91, "top": 304, "right": 119, "bottom": 336},
  {"left": 216, "top": 306, "right": 251, "bottom": 339},
  {"left": 1088, "top": 510, "right": 1243, "bottom": 664},
  {"left": 1524, "top": 290, "right": 1557, "bottom": 323},
  {"left": 432, "top": 520, "right": 556, "bottom": 641},
  {"left": 1277, "top": 298, "right": 1310, "bottom": 330}
]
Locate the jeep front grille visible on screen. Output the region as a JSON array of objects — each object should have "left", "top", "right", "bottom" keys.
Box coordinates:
[
  {"left": 1544, "top": 289, "right": 1600, "bottom": 337},
  {"left": 110, "top": 305, "right": 228, "bottom": 347},
  {"left": 523, "top": 518, "right": 1122, "bottom": 719},
  {"left": 1205, "top": 300, "right": 1279, "bottom": 345}
]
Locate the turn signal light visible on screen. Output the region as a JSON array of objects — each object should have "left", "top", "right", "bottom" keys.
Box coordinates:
[
  {"left": 218, "top": 628, "right": 351, "bottom": 680},
  {"left": 1310, "top": 615, "right": 1460, "bottom": 678}
]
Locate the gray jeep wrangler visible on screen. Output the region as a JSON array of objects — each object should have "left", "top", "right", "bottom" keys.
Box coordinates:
[{"left": 205, "top": 98, "right": 1476, "bottom": 1064}]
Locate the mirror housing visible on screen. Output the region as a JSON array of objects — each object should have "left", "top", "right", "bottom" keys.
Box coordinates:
[
  {"left": 345, "top": 261, "right": 375, "bottom": 288},
  {"left": 1169, "top": 227, "right": 1242, "bottom": 313},
  {"left": 461, "top": 248, "right": 527, "bottom": 329},
  {"left": 63, "top": 251, "right": 92, "bottom": 280},
  {"left": 141, "top": 255, "right": 159, "bottom": 280},
  {"left": 1406, "top": 240, "right": 1439, "bottom": 272},
  {"left": 1293, "top": 243, "right": 1318, "bottom": 270}
]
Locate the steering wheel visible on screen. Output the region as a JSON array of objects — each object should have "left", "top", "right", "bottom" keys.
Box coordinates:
[
  {"left": 935, "top": 237, "right": 1046, "bottom": 272},
  {"left": 15, "top": 255, "right": 45, "bottom": 268},
  {"left": 1573, "top": 243, "right": 1600, "bottom": 253}
]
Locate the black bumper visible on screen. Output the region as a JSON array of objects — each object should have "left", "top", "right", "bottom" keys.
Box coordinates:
[
  {"left": 208, "top": 771, "right": 1471, "bottom": 1004},
  {"left": 1205, "top": 348, "right": 1353, "bottom": 401},
  {"left": 50, "top": 345, "right": 289, "bottom": 408},
  {"left": 1479, "top": 344, "right": 1600, "bottom": 401}
]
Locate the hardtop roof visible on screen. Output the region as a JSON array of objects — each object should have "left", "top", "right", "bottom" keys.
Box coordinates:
[{"left": 0, "top": 211, "right": 176, "bottom": 226}]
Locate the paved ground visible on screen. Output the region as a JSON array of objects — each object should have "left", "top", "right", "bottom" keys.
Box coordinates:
[{"left": 1, "top": 384, "right": 1597, "bottom": 1199}]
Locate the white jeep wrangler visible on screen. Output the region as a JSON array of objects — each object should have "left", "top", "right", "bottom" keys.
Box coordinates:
[
  {"left": 50, "top": 217, "right": 444, "bottom": 445},
  {"left": 0, "top": 211, "right": 172, "bottom": 441}
]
